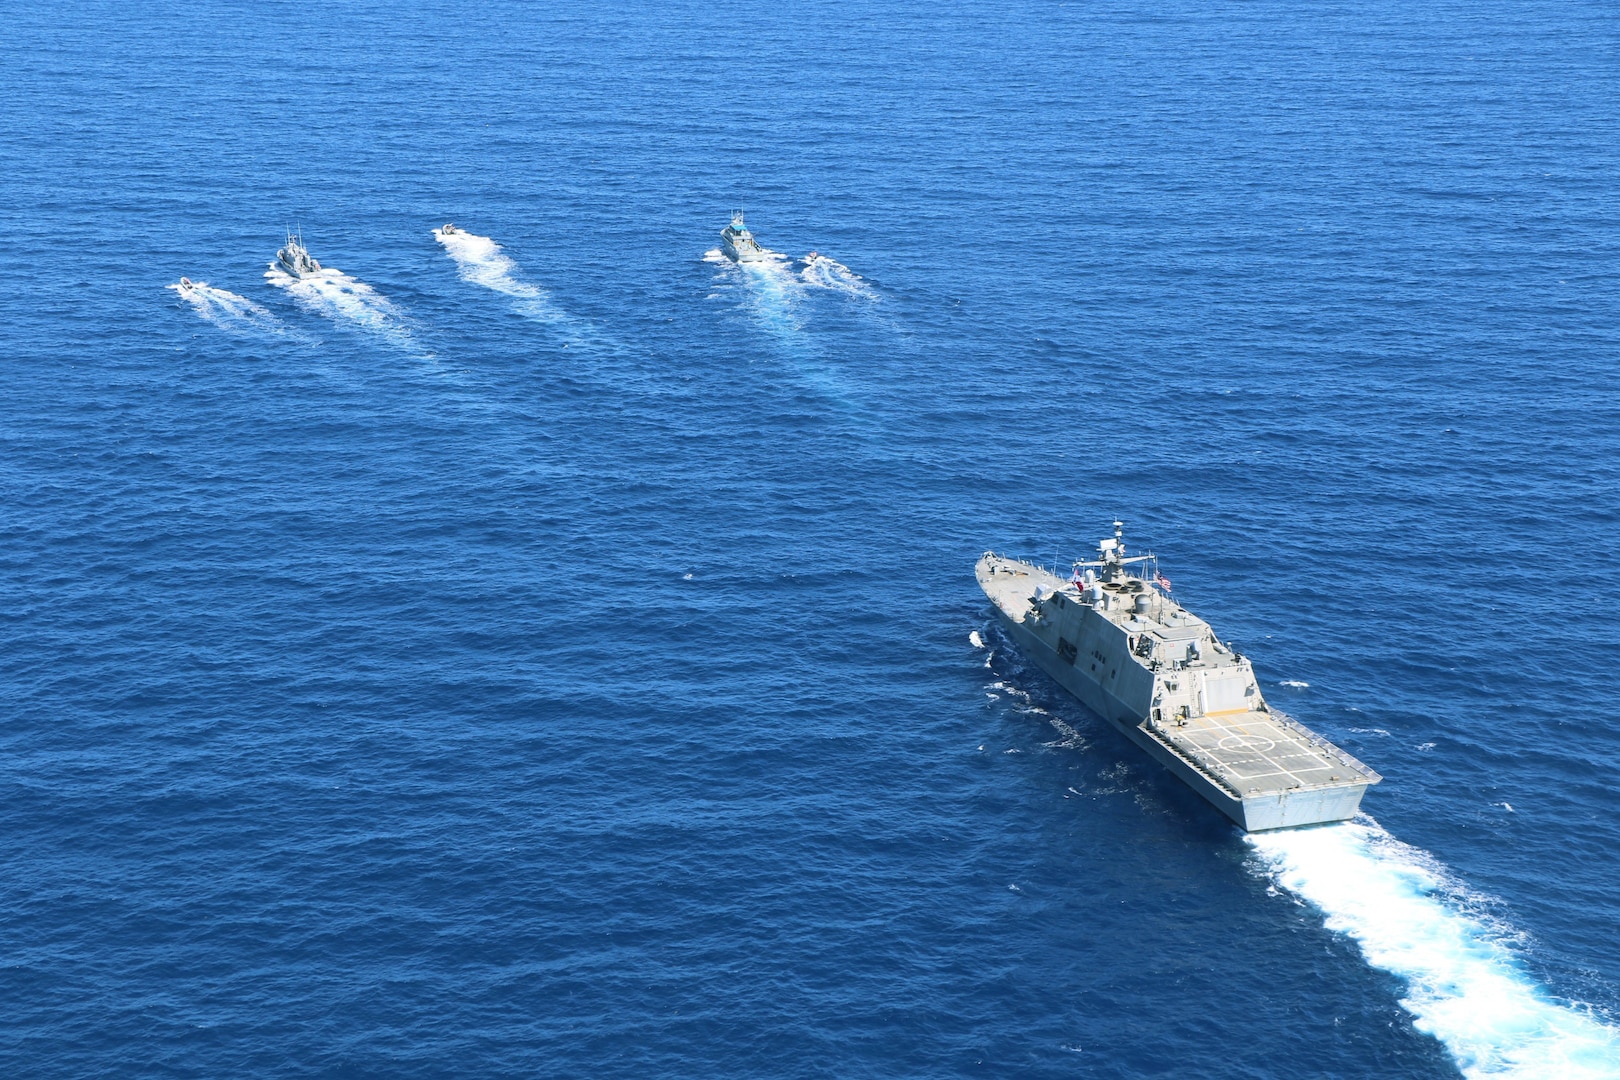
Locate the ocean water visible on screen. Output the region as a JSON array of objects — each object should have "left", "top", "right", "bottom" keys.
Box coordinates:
[{"left": 4, "top": 0, "right": 1619, "bottom": 1076}]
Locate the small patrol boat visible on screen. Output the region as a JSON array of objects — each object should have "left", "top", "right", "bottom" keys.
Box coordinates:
[
  {"left": 804, "top": 251, "right": 819, "bottom": 264},
  {"left": 441, "top": 223, "right": 459, "bottom": 235},
  {"left": 178, "top": 276, "right": 197, "bottom": 292},
  {"left": 720, "top": 211, "right": 765, "bottom": 263},
  {"left": 978, "top": 522, "right": 1380, "bottom": 831},
  {"left": 275, "top": 231, "right": 321, "bottom": 277}
]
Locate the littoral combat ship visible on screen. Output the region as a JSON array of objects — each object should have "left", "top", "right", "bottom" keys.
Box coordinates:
[{"left": 977, "top": 523, "right": 1379, "bottom": 831}]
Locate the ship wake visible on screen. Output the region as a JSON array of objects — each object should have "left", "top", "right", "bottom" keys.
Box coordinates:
[
  {"left": 801, "top": 254, "right": 877, "bottom": 300},
  {"left": 703, "top": 250, "right": 887, "bottom": 415},
  {"left": 265, "top": 264, "right": 420, "bottom": 353},
  {"left": 705, "top": 248, "right": 807, "bottom": 336},
  {"left": 704, "top": 249, "right": 880, "bottom": 338},
  {"left": 1249, "top": 820, "right": 1620, "bottom": 1078},
  {"left": 433, "top": 227, "right": 578, "bottom": 332},
  {"left": 170, "top": 280, "right": 311, "bottom": 341}
]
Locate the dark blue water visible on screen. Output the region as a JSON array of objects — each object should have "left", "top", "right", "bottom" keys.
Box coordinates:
[{"left": 5, "top": 1, "right": 1619, "bottom": 1075}]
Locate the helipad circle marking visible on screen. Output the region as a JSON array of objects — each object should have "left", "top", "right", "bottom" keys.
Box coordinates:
[{"left": 1217, "top": 734, "right": 1276, "bottom": 753}]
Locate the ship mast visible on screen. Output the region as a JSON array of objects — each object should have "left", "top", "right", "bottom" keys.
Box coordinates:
[{"left": 1071, "top": 520, "right": 1154, "bottom": 583}]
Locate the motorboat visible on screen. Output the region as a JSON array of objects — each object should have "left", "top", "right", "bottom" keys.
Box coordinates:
[
  {"left": 178, "top": 276, "right": 197, "bottom": 291},
  {"left": 720, "top": 211, "right": 765, "bottom": 263},
  {"left": 441, "top": 223, "right": 459, "bottom": 235},
  {"left": 804, "top": 251, "right": 819, "bottom": 264},
  {"left": 275, "top": 230, "right": 321, "bottom": 277}
]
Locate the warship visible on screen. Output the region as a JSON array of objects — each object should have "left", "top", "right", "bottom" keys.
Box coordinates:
[
  {"left": 275, "top": 230, "right": 321, "bottom": 277},
  {"left": 977, "top": 523, "right": 1379, "bottom": 831},
  {"left": 720, "top": 211, "right": 766, "bottom": 263}
]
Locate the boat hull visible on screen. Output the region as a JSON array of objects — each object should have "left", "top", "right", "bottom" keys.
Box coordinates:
[
  {"left": 721, "top": 239, "right": 765, "bottom": 263},
  {"left": 989, "top": 604, "right": 1369, "bottom": 831}
]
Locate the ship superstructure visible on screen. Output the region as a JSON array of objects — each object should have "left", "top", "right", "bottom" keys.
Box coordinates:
[
  {"left": 719, "top": 211, "right": 766, "bottom": 263},
  {"left": 275, "top": 230, "right": 321, "bottom": 277},
  {"left": 977, "top": 523, "right": 1379, "bottom": 831}
]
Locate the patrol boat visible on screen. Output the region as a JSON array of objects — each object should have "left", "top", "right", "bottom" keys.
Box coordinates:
[
  {"left": 977, "top": 523, "right": 1379, "bottom": 831},
  {"left": 275, "top": 231, "right": 321, "bottom": 277},
  {"left": 720, "top": 211, "right": 766, "bottom": 263}
]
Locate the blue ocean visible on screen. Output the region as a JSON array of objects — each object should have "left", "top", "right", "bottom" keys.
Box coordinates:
[{"left": 4, "top": 0, "right": 1618, "bottom": 1076}]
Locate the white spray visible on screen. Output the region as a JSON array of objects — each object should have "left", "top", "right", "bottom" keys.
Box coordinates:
[
  {"left": 705, "top": 247, "right": 808, "bottom": 338},
  {"left": 801, "top": 253, "right": 878, "bottom": 300},
  {"left": 169, "top": 280, "right": 310, "bottom": 341},
  {"left": 1249, "top": 819, "right": 1620, "bottom": 1078},
  {"left": 264, "top": 262, "right": 418, "bottom": 353},
  {"left": 432, "top": 226, "right": 576, "bottom": 331}
]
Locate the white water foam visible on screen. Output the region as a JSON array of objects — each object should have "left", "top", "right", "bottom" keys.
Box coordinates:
[
  {"left": 1279, "top": 679, "right": 1311, "bottom": 688},
  {"left": 705, "top": 247, "right": 807, "bottom": 335},
  {"left": 1249, "top": 820, "right": 1620, "bottom": 1078},
  {"left": 1043, "top": 716, "right": 1087, "bottom": 751},
  {"left": 801, "top": 254, "right": 877, "bottom": 300},
  {"left": 170, "top": 280, "right": 310, "bottom": 341},
  {"left": 704, "top": 249, "right": 879, "bottom": 410},
  {"left": 433, "top": 227, "right": 574, "bottom": 330},
  {"left": 265, "top": 264, "right": 419, "bottom": 353}
]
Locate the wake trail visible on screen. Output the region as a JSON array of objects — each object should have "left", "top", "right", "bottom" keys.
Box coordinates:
[
  {"left": 170, "top": 280, "right": 312, "bottom": 342},
  {"left": 800, "top": 254, "right": 878, "bottom": 301},
  {"left": 264, "top": 263, "right": 422, "bottom": 355},
  {"left": 705, "top": 247, "right": 808, "bottom": 338},
  {"left": 703, "top": 246, "right": 886, "bottom": 344},
  {"left": 705, "top": 246, "right": 871, "bottom": 411},
  {"left": 433, "top": 227, "right": 588, "bottom": 342},
  {"left": 702, "top": 248, "right": 911, "bottom": 433},
  {"left": 1249, "top": 819, "right": 1620, "bottom": 1078}
]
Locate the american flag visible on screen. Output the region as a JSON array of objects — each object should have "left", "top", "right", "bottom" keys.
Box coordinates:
[{"left": 1155, "top": 573, "right": 1172, "bottom": 592}]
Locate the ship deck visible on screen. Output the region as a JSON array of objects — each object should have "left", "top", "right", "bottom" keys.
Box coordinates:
[
  {"left": 978, "top": 554, "right": 1377, "bottom": 799},
  {"left": 1148, "top": 709, "right": 1367, "bottom": 796}
]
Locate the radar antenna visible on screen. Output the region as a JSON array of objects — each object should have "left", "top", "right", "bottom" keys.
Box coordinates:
[{"left": 1070, "top": 520, "right": 1155, "bottom": 581}]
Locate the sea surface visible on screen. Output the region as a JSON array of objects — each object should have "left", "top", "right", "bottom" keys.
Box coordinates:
[{"left": 4, "top": 1, "right": 1619, "bottom": 1076}]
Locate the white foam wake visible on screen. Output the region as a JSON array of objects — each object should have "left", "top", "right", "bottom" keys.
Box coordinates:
[
  {"left": 169, "top": 280, "right": 309, "bottom": 341},
  {"left": 1249, "top": 820, "right": 1620, "bottom": 1078},
  {"left": 801, "top": 254, "right": 877, "bottom": 300},
  {"left": 265, "top": 263, "right": 417, "bottom": 351},
  {"left": 433, "top": 227, "right": 571, "bottom": 327},
  {"left": 704, "top": 247, "right": 807, "bottom": 335}
]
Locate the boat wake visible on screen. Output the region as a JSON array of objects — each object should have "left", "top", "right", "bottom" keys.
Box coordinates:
[
  {"left": 1249, "top": 820, "right": 1620, "bottom": 1079},
  {"left": 264, "top": 264, "right": 419, "bottom": 353},
  {"left": 433, "top": 227, "right": 577, "bottom": 332},
  {"left": 704, "top": 248, "right": 880, "bottom": 337},
  {"left": 169, "top": 280, "right": 311, "bottom": 341},
  {"left": 704, "top": 248, "right": 807, "bottom": 336},
  {"left": 801, "top": 254, "right": 877, "bottom": 300},
  {"left": 703, "top": 248, "right": 889, "bottom": 416}
]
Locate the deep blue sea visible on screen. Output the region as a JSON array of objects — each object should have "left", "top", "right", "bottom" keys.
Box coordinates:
[{"left": 4, "top": 1, "right": 1619, "bottom": 1076}]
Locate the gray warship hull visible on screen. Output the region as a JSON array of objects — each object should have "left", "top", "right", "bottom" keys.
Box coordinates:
[{"left": 978, "top": 545, "right": 1377, "bottom": 832}]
